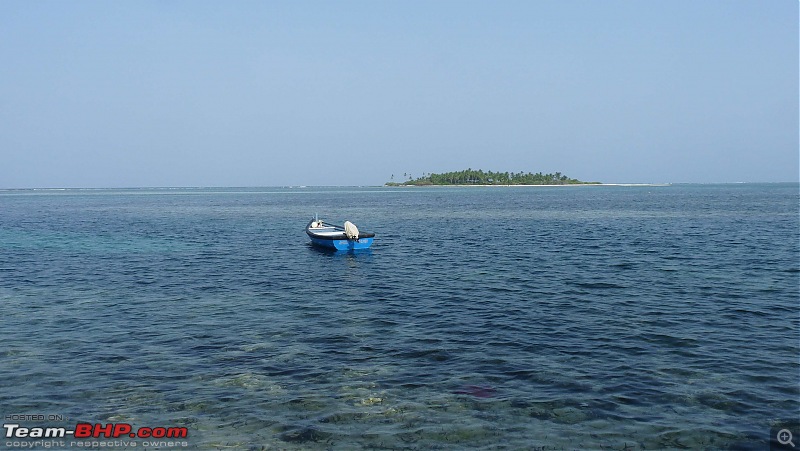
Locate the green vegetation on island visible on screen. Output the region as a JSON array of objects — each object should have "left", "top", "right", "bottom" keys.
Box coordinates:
[{"left": 386, "top": 169, "right": 599, "bottom": 186}]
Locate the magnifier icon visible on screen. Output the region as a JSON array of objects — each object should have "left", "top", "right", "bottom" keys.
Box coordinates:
[{"left": 778, "top": 429, "right": 795, "bottom": 447}]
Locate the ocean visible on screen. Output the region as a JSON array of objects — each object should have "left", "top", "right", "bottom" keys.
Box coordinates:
[{"left": 0, "top": 184, "right": 798, "bottom": 450}]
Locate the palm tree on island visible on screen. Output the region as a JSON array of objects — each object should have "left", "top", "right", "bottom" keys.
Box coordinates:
[{"left": 385, "top": 169, "right": 599, "bottom": 186}]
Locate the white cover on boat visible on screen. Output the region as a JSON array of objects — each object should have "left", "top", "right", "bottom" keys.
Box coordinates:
[{"left": 344, "top": 221, "right": 359, "bottom": 240}]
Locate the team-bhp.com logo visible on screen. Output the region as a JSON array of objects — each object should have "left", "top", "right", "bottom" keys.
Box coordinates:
[
  {"left": 5, "top": 423, "right": 187, "bottom": 439},
  {"left": 4, "top": 422, "right": 188, "bottom": 448}
]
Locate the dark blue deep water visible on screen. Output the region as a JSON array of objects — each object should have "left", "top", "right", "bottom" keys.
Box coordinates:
[{"left": 1, "top": 184, "right": 798, "bottom": 450}]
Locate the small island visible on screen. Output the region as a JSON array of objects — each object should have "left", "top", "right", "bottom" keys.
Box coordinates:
[{"left": 386, "top": 169, "right": 600, "bottom": 186}]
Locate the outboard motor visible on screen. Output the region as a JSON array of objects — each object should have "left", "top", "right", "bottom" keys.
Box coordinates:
[{"left": 344, "top": 221, "right": 359, "bottom": 240}]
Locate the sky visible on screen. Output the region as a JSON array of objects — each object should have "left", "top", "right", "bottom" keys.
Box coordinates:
[{"left": 0, "top": 0, "right": 797, "bottom": 187}]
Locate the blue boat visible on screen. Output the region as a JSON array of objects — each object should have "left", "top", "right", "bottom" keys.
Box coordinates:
[{"left": 306, "top": 217, "right": 375, "bottom": 251}]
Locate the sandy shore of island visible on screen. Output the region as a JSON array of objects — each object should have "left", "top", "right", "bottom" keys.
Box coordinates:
[{"left": 387, "top": 183, "right": 672, "bottom": 187}]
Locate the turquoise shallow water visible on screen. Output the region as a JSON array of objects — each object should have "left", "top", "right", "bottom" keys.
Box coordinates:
[{"left": 0, "top": 184, "right": 798, "bottom": 450}]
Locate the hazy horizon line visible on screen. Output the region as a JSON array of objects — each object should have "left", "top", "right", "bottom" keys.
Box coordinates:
[{"left": 2, "top": 181, "right": 799, "bottom": 191}]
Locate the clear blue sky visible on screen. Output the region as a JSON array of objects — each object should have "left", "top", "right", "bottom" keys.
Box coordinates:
[{"left": 1, "top": 0, "right": 797, "bottom": 187}]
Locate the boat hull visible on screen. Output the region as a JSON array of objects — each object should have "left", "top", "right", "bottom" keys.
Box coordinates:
[{"left": 308, "top": 235, "right": 374, "bottom": 251}]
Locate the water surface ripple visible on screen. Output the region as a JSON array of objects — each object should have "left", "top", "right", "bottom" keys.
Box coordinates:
[{"left": 0, "top": 184, "right": 797, "bottom": 449}]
